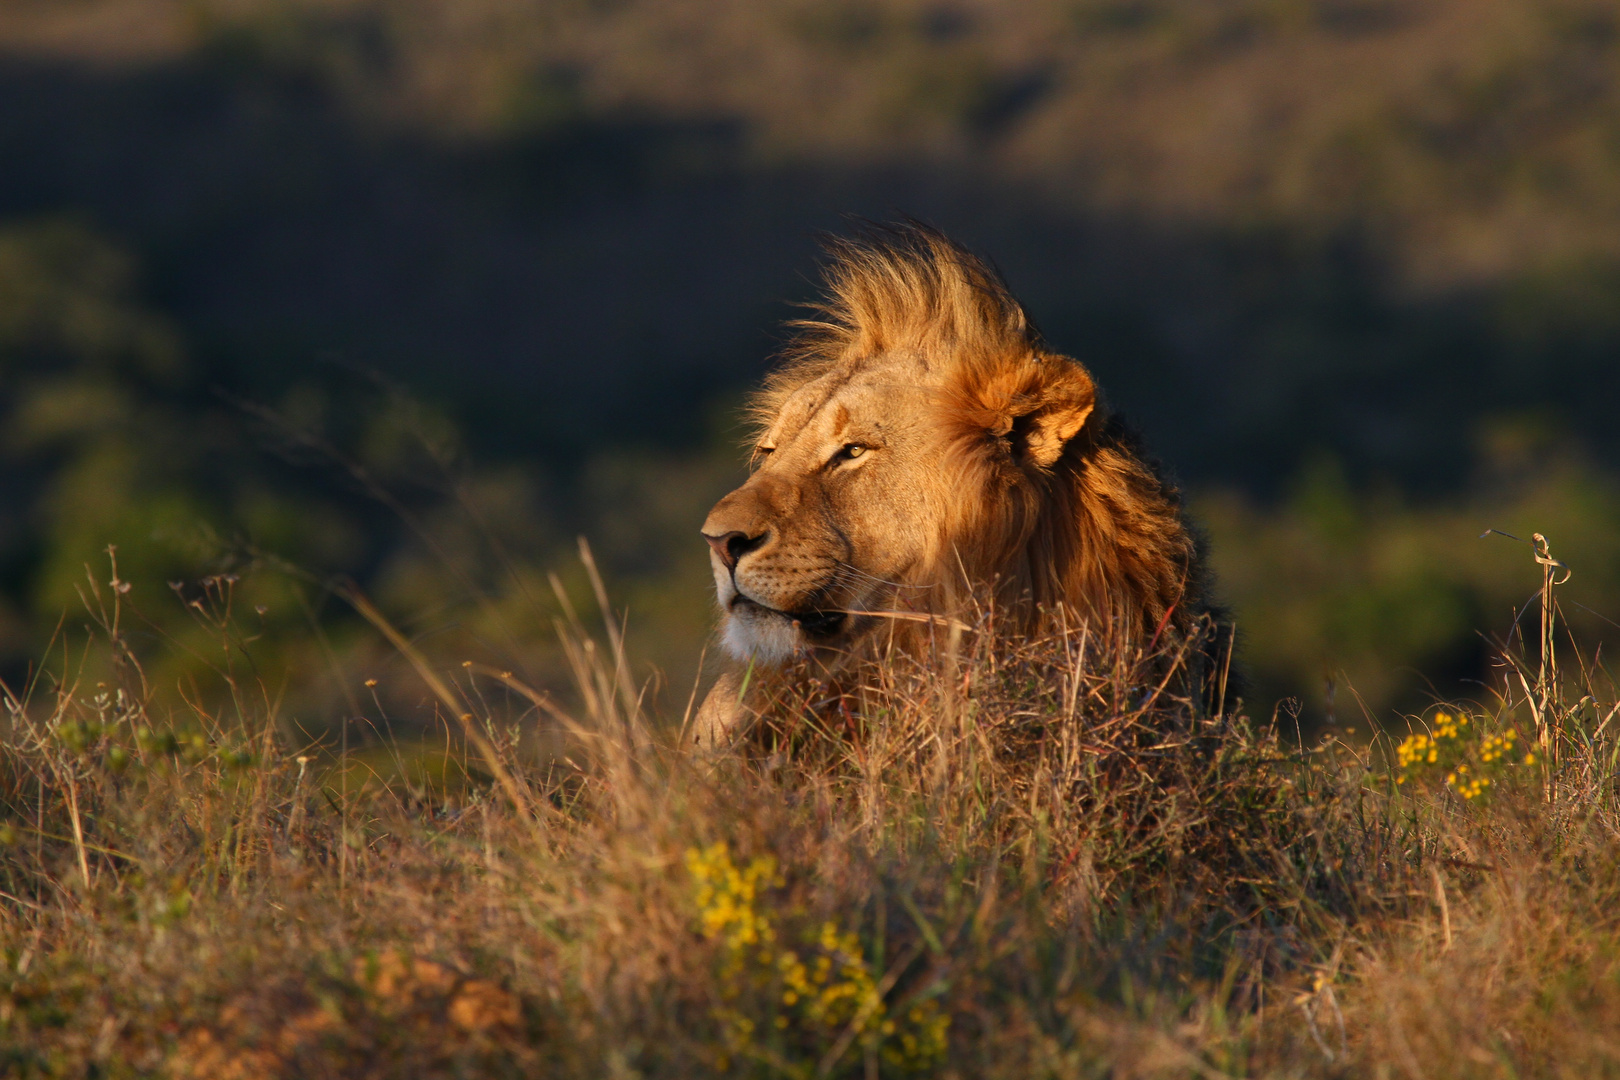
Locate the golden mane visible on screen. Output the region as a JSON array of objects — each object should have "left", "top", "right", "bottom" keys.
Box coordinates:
[
  {"left": 753, "top": 222, "right": 1204, "bottom": 643},
  {"left": 749, "top": 223, "right": 1037, "bottom": 438}
]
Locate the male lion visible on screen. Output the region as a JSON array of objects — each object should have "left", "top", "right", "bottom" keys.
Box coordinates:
[{"left": 694, "top": 223, "right": 1217, "bottom": 747}]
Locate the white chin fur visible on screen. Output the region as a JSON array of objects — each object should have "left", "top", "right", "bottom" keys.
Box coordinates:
[{"left": 720, "top": 610, "right": 800, "bottom": 665}]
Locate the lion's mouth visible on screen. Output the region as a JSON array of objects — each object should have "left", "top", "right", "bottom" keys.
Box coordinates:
[{"left": 731, "top": 596, "right": 847, "bottom": 638}]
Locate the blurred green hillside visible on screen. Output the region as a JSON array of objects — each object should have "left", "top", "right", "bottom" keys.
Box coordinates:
[{"left": 2, "top": 0, "right": 1620, "bottom": 724}]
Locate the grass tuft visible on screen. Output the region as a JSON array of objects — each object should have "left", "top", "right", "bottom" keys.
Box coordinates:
[{"left": 1, "top": 555, "right": 1617, "bottom": 1077}]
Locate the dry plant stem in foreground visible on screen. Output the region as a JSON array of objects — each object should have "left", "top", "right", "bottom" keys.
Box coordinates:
[
  {"left": 1531, "top": 532, "right": 1570, "bottom": 787},
  {"left": 1, "top": 554, "right": 1619, "bottom": 1077}
]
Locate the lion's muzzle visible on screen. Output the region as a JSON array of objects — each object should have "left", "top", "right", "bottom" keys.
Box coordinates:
[{"left": 701, "top": 473, "right": 864, "bottom": 661}]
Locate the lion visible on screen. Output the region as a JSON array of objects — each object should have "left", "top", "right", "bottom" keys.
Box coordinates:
[{"left": 693, "top": 222, "right": 1219, "bottom": 747}]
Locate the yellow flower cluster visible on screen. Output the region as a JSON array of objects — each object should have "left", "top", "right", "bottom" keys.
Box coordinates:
[
  {"left": 1445, "top": 762, "right": 1491, "bottom": 800},
  {"left": 776, "top": 922, "right": 882, "bottom": 1026},
  {"left": 1432, "top": 710, "right": 1467, "bottom": 740},
  {"left": 685, "top": 842, "right": 949, "bottom": 1075},
  {"left": 686, "top": 842, "right": 780, "bottom": 953},
  {"left": 1394, "top": 712, "right": 1469, "bottom": 782},
  {"left": 1395, "top": 732, "right": 1439, "bottom": 772},
  {"left": 1479, "top": 730, "right": 1516, "bottom": 763},
  {"left": 1394, "top": 708, "right": 1536, "bottom": 798}
]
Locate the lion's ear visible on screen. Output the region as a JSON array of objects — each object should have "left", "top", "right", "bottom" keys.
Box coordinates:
[
  {"left": 1008, "top": 360, "right": 1095, "bottom": 468},
  {"left": 951, "top": 354, "right": 1097, "bottom": 468}
]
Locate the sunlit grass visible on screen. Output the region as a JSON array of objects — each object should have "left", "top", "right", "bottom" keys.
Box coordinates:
[{"left": 1, "top": 546, "right": 1617, "bottom": 1078}]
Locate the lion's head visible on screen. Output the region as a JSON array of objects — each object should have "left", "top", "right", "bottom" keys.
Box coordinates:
[{"left": 701, "top": 223, "right": 1203, "bottom": 669}]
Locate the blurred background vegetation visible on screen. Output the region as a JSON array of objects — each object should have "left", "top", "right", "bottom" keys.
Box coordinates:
[{"left": 3, "top": 0, "right": 1620, "bottom": 735}]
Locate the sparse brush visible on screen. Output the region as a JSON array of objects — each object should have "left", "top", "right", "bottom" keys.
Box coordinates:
[{"left": 0, "top": 543, "right": 1617, "bottom": 1078}]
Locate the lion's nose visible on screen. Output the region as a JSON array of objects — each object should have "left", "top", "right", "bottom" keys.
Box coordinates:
[{"left": 703, "top": 530, "right": 767, "bottom": 571}]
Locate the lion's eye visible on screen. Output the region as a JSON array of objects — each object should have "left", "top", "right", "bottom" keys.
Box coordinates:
[{"left": 841, "top": 444, "right": 866, "bottom": 460}]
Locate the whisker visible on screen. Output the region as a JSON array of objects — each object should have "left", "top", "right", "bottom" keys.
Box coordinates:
[
  {"left": 832, "top": 560, "right": 930, "bottom": 593},
  {"left": 838, "top": 609, "right": 974, "bottom": 632}
]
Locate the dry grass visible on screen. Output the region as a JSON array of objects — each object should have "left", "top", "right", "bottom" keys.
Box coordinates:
[{"left": 1, "top": 551, "right": 1617, "bottom": 1078}]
